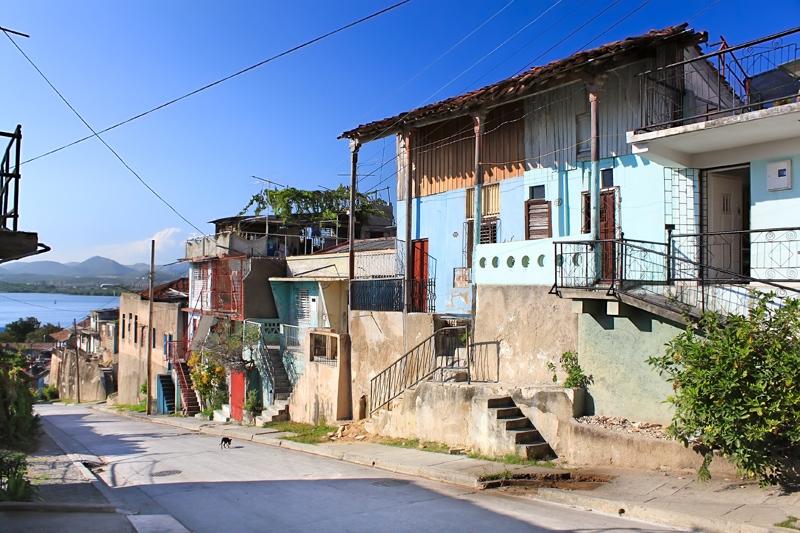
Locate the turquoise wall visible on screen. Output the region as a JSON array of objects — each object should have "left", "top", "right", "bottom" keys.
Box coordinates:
[{"left": 750, "top": 153, "right": 800, "bottom": 230}]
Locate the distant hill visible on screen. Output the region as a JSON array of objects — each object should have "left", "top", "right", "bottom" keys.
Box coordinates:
[{"left": 0, "top": 256, "right": 188, "bottom": 284}]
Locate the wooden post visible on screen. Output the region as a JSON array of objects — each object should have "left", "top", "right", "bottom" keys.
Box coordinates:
[
  {"left": 146, "top": 239, "right": 155, "bottom": 415},
  {"left": 73, "top": 318, "right": 80, "bottom": 403},
  {"left": 403, "top": 129, "right": 414, "bottom": 330},
  {"left": 469, "top": 112, "right": 485, "bottom": 349},
  {"left": 347, "top": 140, "right": 360, "bottom": 334}
]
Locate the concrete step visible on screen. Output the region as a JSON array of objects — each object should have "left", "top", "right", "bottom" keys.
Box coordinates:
[
  {"left": 504, "top": 417, "right": 534, "bottom": 430},
  {"left": 487, "top": 396, "right": 515, "bottom": 409},
  {"left": 213, "top": 409, "right": 229, "bottom": 423},
  {"left": 508, "top": 429, "right": 542, "bottom": 444},
  {"left": 493, "top": 406, "right": 523, "bottom": 419},
  {"left": 221, "top": 404, "right": 231, "bottom": 417},
  {"left": 274, "top": 392, "right": 291, "bottom": 401},
  {"left": 517, "top": 442, "right": 552, "bottom": 460}
]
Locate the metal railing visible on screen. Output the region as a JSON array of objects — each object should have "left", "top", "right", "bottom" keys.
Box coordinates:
[
  {"left": 351, "top": 278, "right": 404, "bottom": 312},
  {"left": 280, "top": 324, "right": 301, "bottom": 350},
  {"left": 369, "top": 325, "right": 469, "bottom": 414},
  {"left": 354, "top": 240, "right": 405, "bottom": 279},
  {"left": 670, "top": 227, "right": 800, "bottom": 282},
  {"left": 0, "top": 126, "right": 21, "bottom": 232},
  {"left": 638, "top": 27, "right": 800, "bottom": 131},
  {"left": 309, "top": 330, "right": 345, "bottom": 366},
  {"left": 410, "top": 278, "right": 436, "bottom": 313}
]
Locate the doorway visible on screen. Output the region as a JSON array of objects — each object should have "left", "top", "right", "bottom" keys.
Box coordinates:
[
  {"left": 703, "top": 166, "right": 750, "bottom": 277},
  {"left": 599, "top": 189, "right": 617, "bottom": 280},
  {"left": 411, "top": 239, "right": 429, "bottom": 312}
]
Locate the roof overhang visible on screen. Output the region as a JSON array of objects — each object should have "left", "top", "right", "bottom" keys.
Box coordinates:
[{"left": 628, "top": 102, "right": 800, "bottom": 167}]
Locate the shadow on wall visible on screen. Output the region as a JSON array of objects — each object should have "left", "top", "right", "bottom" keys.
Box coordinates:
[{"left": 589, "top": 311, "right": 655, "bottom": 333}]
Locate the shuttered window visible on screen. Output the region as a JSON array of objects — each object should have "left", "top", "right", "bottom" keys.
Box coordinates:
[
  {"left": 525, "top": 200, "right": 552, "bottom": 240},
  {"left": 581, "top": 192, "right": 591, "bottom": 234},
  {"left": 465, "top": 184, "right": 500, "bottom": 219},
  {"left": 296, "top": 289, "right": 310, "bottom": 324}
]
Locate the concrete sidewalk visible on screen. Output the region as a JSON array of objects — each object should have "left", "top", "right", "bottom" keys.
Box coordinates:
[{"left": 95, "top": 405, "right": 800, "bottom": 533}]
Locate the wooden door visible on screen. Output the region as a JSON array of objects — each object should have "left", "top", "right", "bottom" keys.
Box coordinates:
[
  {"left": 230, "top": 370, "right": 245, "bottom": 422},
  {"left": 599, "top": 190, "right": 616, "bottom": 280},
  {"left": 411, "top": 239, "right": 429, "bottom": 312},
  {"left": 707, "top": 174, "right": 745, "bottom": 276}
]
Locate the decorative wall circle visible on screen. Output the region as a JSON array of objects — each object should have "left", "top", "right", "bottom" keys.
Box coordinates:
[
  {"left": 537, "top": 254, "right": 546, "bottom": 267},
  {"left": 522, "top": 255, "right": 530, "bottom": 267},
  {"left": 492, "top": 256, "right": 499, "bottom": 268},
  {"left": 479, "top": 257, "right": 487, "bottom": 268},
  {"left": 555, "top": 254, "right": 563, "bottom": 267},
  {"left": 507, "top": 256, "right": 515, "bottom": 268}
]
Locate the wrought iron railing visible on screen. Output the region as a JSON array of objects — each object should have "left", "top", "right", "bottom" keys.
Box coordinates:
[
  {"left": 354, "top": 240, "right": 405, "bottom": 279},
  {"left": 0, "top": 126, "right": 21, "bottom": 232},
  {"left": 369, "top": 326, "right": 469, "bottom": 414},
  {"left": 280, "top": 324, "right": 301, "bottom": 350},
  {"left": 670, "top": 227, "right": 800, "bottom": 282},
  {"left": 638, "top": 27, "right": 800, "bottom": 132},
  {"left": 410, "top": 278, "right": 436, "bottom": 313},
  {"left": 552, "top": 240, "right": 606, "bottom": 289}
]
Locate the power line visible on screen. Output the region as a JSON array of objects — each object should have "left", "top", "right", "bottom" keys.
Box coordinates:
[
  {"left": 575, "top": 0, "right": 653, "bottom": 51},
  {"left": 19, "top": 0, "right": 412, "bottom": 166},
  {"left": 3, "top": 29, "right": 206, "bottom": 234}
]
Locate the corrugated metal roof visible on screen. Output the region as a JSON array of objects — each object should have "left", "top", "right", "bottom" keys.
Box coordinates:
[
  {"left": 340, "top": 24, "right": 703, "bottom": 140},
  {"left": 315, "top": 237, "right": 398, "bottom": 254}
]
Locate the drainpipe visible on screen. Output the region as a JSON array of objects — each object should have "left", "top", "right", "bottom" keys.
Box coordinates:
[
  {"left": 469, "top": 112, "right": 485, "bottom": 350},
  {"left": 589, "top": 84, "right": 600, "bottom": 241},
  {"left": 403, "top": 129, "right": 414, "bottom": 355},
  {"left": 347, "top": 139, "right": 360, "bottom": 335}
]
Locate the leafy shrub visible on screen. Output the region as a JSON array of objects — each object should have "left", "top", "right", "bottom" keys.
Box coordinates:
[
  {"left": 0, "top": 351, "right": 39, "bottom": 449},
  {"left": 244, "top": 390, "right": 262, "bottom": 417},
  {"left": 188, "top": 352, "right": 227, "bottom": 409},
  {"left": 547, "top": 351, "right": 594, "bottom": 389},
  {"left": 43, "top": 385, "right": 58, "bottom": 401},
  {"left": 648, "top": 295, "right": 800, "bottom": 486},
  {"left": 0, "top": 449, "right": 33, "bottom": 501}
]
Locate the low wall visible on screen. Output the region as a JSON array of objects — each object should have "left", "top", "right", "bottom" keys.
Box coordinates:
[
  {"left": 474, "top": 285, "right": 578, "bottom": 385},
  {"left": 367, "top": 382, "right": 735, "bottom": 474},
  {"left": 288, "top": 362, "right": 340, "bottom": 424}
]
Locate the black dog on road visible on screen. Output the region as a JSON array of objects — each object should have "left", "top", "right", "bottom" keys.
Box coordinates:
[{"left": 220, "top": 437, "right": 232, "bottom": 449}]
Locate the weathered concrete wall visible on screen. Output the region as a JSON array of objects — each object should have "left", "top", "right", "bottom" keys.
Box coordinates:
[
  {"left": 474, "top": 285, "right": 578, "bottom": 385},
  {"left": 244, "top": 258, "right": 285, "bottom": 319},
  {"left": 349, "top": 311, "right": 434, "bottom": 419},
  {"left": 288, "top": 361, "right": 339, "bottom": 424},
  {"left": 51, "top": 349, "right": 110, "bottom": 402},
  {"left": 117, "top": 292, "right": 182, "bottom": 406},
  {"left": 577, "top": 305, "right": 680, "bottom": 424}
]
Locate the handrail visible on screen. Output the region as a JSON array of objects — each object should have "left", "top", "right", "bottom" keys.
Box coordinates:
[
  {"left": 672, "top": 226, "right": 800, "bottom": 238},
  {"left": 369, "top": 326, "right": 468, "bottom": 414}
]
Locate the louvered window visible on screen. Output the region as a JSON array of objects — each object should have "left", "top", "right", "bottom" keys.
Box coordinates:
[
  {"left": 581, "top": 192, "right": 591, "bottom": 234},
  {"left": 525, "top": 200, "right": 552, "bottom": 240},
  {"left": 296, "top": 289, "right": 310, "bottom": 324}
]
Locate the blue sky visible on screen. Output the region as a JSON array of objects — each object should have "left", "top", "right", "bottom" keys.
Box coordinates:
[{"left": 2, "top": 0, "right": 798, "bottom": 264}]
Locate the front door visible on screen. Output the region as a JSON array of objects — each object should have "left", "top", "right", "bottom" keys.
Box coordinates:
[
  {"left": 411, "top": 239, "right": 429, "bottom": 312},
  {"left": 706, "top": 168, "right": 747, "bottom": 277},
  {"left": 230, "top": 370, "right": 245, "bottom": 422},
  {"left": 599, "top": 189, "right": 616, "bottom": 280}
]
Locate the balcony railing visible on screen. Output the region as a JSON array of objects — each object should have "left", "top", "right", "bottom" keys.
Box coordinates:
[
  {"left": 351, "top": 278, "right": 404, "bottom": 311},
  {"left": 638, "top": 27, "right": 800, "bottom": 132},
  {"left": 354, "top": 242, "right": 405, "bottom": 279},
  {"left": 280, "top": 324, "right": 301, "bottom": 351}
]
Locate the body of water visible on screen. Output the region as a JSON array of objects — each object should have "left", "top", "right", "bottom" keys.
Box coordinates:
[{"left": 0, "top": 293, "right": 119, "bottom": 328}]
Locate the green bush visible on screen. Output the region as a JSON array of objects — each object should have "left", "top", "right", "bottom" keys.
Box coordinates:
[
  {"left": 244, "top": 390, "right": 262, "bottom": 417},
  {"left": 0, "top": 351, "right": 39, "bottom": 450},
  {"left": 0, "top": 449, "right": 33, "bottom": 501},
  {"left": 43, "top": 385, "right": 58, "bottom": 401},
  {"left": 648, "top": 294, "right": 800, "bottom": 486},
  {"left": 547, "top": 351, "right": 593, "bottom": 389}
]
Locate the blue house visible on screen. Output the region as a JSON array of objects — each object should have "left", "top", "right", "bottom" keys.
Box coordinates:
[{"left": 340, "top": 24, "right": 800, "bottom": 426}]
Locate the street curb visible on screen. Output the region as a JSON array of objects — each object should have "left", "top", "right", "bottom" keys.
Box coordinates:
[
  {"left": 534, "top": 488, "right": 793, "bottom": 533},
  {"left": 0, "top": 502, "right": 117, "bottom": 513},
  {"left": 92, "top": 406, "right": 482, "bottom": 488}
]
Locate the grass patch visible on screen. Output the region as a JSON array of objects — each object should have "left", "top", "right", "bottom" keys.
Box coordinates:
[
  {"left": 468, "top": 452, "right": 556, "bottom": 468},
  {"left": 478, "top": 469, "right": 514, "bottom": 482},
  {"left": 263, "top": 421, "right": 336, "bottom": 444},
  {"left": 113, "top": 402, "right": 146, "bottom": 413},
  {"left": 378, "top": 437, "right": 451, "bottom": 454},
  {"left": 776, "top": 516, "right": 800, "bottom": 530}
]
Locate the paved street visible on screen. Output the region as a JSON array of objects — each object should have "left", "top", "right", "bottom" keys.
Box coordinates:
[{"left": 26, "top": 404, "right": 680, "bottom": 533}]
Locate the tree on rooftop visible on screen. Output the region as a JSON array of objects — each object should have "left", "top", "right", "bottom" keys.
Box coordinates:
[{"left": 240, "top": 185, "right": 387, "bottom": 224}]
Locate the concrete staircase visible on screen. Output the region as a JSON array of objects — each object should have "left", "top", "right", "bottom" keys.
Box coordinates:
[
  {"left": 488, "top": 396, "right": 552, "bottom": 460},
  {"left": 255, "top": 399, "right": 289, "bottom": 425},
  {"left": 254, "top": 347, "right": 292, "bottom": 425}
]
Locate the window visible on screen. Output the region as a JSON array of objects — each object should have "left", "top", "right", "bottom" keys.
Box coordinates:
[
  {"left": 576, "top": 113, "right": 591, "bottom": 160},
  {"left": 152, "top": 328, "right": 156, "bottom": 349},
  {"left": 525, "top": 200, "right": 552, "bottom": 240},
  {"left": 296, "top": 289, "right": 311, "bottom": 323},
  {"left": 479, "top": 219, "right": 498, "bottom": 244},
  {"left": 601, "top": 168, "right": 614, "bottom": 189},
  {"left": 465, "top": 184, "right": 500, "bottom": 218},
  {"left": 529, "top": 185, "right": 545, "bottom": 200},
  {"left": 121, "top": 316, "right": 126, "bottom": 339},
  {"left": 134, "top": 316, "right": 138, "bottom": 343},
  {"left": 581, "top": 192, "right": 591, "bottom": 234}
]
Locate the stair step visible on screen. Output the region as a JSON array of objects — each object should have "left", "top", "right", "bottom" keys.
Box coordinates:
[
  {"left": 508, "top": 429, "right": 542, "bottom": 444},
  {"left": 487, "top": 396, "right": 515, "bottom": 409},
  {"left": 504, "top": 417, "right": 534, "bottom": 430},
  {"left": 517, "top": 442, "right": 552, "bottom": 460},
  {"left": 493, "top": 407, "right": 523, "bottom": 419}
]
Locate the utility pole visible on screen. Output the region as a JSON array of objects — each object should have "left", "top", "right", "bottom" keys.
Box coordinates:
[
  {"left": 73, "top": 318, "right": 81, "bottom": 403},
  {"left": 146, "top": 239, "right": 155, "bottom": 415}
]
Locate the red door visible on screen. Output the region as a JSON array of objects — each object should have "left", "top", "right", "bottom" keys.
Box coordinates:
[
  {"left": 230, "top": 370, "right": 245, "bottom": 422},
  {"left": 599, "top": 189, "right": 616, "bottom": 281},
  {"left": 411, "top": 239, "right": 429, "bottom": 312}
]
